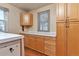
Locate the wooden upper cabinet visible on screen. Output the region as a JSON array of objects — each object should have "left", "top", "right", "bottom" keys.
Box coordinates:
[
  {"left": 20, "top": 13, "right": 33, "bottom": 26},
  {"left": 56, "top": 3, "right": 66, "bottom": 22},
  {"left": 57, "top": 3, "right": 79, "bottom": 22},
  {"left": 67, "top": 4, "right": 79, "bottom": 21}
]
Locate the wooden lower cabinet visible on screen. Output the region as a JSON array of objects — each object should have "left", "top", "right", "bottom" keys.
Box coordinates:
[
  {"left": 24, "top": 35, "right": 44, "bottom": 52},
  {"left": 56, "top": 21, "right": 79, "bottom": 56},
  {"left": 23, "top": 34, "right": 56, "bottom": 56},
  {"left": 35, "top": 36, "right": 44, "bottom": 53},
  {"left": 45, "top": 37, "right": 56, "bottom": 56},
  {"left": 56, "top": 22, "right": 67, "bottom": 56},
  {"left": 67, "top": 22, "right": 79, "bottom": 56},
  {"left": 24, "top": 35, "right": 36, "bottom": 49}
]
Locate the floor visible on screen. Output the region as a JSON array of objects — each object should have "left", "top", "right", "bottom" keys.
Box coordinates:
[{"left": 24, "top": 47, "right": 47, "bottom": 56}]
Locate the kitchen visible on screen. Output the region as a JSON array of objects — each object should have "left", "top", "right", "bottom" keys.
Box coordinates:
[
  {"left": 0, "top": 3, "right": 79, "bottom": 56},
  {"left": 0, "top": 3, "right": 56, "bottom": 56}
]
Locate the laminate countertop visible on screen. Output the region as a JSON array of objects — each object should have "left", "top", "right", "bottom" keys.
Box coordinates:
[
  {"left": 0, "top": 32, "right": 24, "bottom": 44},
  {"left": 20, "top": 31, "right": 56, "bottom": 37}
]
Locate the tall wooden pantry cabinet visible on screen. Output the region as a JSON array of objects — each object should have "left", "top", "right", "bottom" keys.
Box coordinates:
[
  {"left": 67, "top": 4, "right": 79, "bottom": 56},
  {"left": 56, "top": 3, "right": 67, "bottom": 56},
  {"left": 56, "top": 3, "right": 79, "bottom": 56}
]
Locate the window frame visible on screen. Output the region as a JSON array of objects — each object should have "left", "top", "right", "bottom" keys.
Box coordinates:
[
  {"left": 0, "top": 20, "right": 6, "bottom": 32},
  {"left": 0, "top": 7, "right": 9, "bottom": 32},
  {"left": 38, "top": 10, "right": 50, "bottom": 32}
]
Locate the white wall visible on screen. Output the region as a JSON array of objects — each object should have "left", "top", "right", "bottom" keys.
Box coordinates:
[
  {"left": 0, "top": 3, "right": 26, "bottom": 34},
  {"left": 0, "top": 3, "right": 56, "bottom": 34},
  {"left": 24, "top": 4, "right": 56, "bottom": 32}
]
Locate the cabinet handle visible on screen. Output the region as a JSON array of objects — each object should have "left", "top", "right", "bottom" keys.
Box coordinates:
[
  {"left": 66, "top": 18, "right": 69, "bottom": 28},
  {"left": 9, "top": 48, "right": 14, "bottom": 53}
]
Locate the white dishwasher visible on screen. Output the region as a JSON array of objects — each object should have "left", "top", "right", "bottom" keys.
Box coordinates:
[{"left": 0, "top": 40, "right": 20, "bottom": 56}]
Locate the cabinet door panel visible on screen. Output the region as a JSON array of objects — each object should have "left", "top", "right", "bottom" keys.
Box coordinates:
[
  {"left": 29, "top": 38, "right": 36, "bottom": 49},
  {"left": 67, "top": 4, "right": 79, "bottom": 21},
  {"left": 67, "top": 22, "right": 79, "bottom": 56},
  {"left": 56, "top": 22, "right": 66, "bottom": 56},
  {"left": 56, "top": 3, "right": 66, "bottom": 21},
  {"left": 24, "top": 35, "right": 35, "bottom": 49},
  {"left": 56, "top": 3, "right": 79, "bottom": 56},
  {"left": 20, "top": 13, "right": 33, "bottom": 26},
  {"left": 24, "top": 35, "right": 29, "bottom": 47},
  {"left": 45, "top": 48, "right": 51, "bottom": 55},
  {"left": 35, "top": 36, "right": 44, "bottom": 53}
]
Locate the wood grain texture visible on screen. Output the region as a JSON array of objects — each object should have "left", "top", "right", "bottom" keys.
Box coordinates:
[
  {"left": 20, "top": 13, "right": 33, "bottom": 26},
  {"left": 56, "top": 3, "right": 67, "bottom": 56},
  {"left": 66, "top": 4, "right": 79, "bottom": 55},
  {"left": 21, "top": 33, "right": 56, "bottom": 56},
  {"left": 67, "top": 22, "right": 79, "bottom": 56},
  {"left": 20, "top": 39, "right": 25, "bottom": 56},
  {"left": 56, "top": 3, "right": 79, "bottom": 56},
  {"left": 56, "top": 22, "right": 67, "bottom": 56},
  {"left": 67, "top": 4, "right": 79, "bottom": 21},
  {"left": 24, "top": 47, "right": 47, "bottom": 56},
  {"left": 45, "top": 37, "right": 56, "bottom": 56},
  {"left": 56, "top": 3, "right": 66, "bottom": 22}
]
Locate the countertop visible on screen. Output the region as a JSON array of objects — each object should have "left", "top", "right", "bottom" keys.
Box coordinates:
[
  {"left": 0, "top": 32, "right": 24, "bottom": 44},
  {"left": 20, "top": 31, "right": 56, "bottom": 37}
]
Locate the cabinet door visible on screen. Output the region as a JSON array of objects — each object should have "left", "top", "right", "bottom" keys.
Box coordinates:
[
  {"left": 56, "top": 3, "right": 67, "bottom": 56},
  {"left": 24, "top": 35, "right": 28, "bottom": 47},
  {"left": 67, "top": 4, "right": 79, "bottom": 21},
  {"left": 35, "top": 36, "right": 44, "bottom": 53},
  {"left": 23, "top": 14, "right": 30, "bottom": 25},
  {"left": 45, "top": 38, "right": 56, "bottom": 56},
  {"left": 67, "top": 22, "right": 79, "bottom": 56},
  {"left": 24, "top": 35, "right": 30, "bottom": 47},
  {"left": 24, "top": 35, "right": 35, "bottom": 49},
  {"left": 24, "top": 35, "right": 44, "bottom": 53},
  {"left": 20, "top": 13, "right": 33, "bottom": 26},
  {"left": 56, "top": 3, "right": 66, "bottom": 22},
  {"left": 29, "top": 37, "right": 35, "bottom": 49},
  {"left": 56, "top": 22, "right": 67, "bottom": 56}
]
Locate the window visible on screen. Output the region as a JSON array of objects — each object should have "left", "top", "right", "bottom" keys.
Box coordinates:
[
  {"left": 38, "top": 10, "right": 50, "bottom": 32},
  {"left": 0, "top": 7, "right": 8, "bottom": 32}
]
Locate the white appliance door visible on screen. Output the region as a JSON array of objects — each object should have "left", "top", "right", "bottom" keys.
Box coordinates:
[{"left": 0, "top": 42, "right": 20, "bottom": 56}]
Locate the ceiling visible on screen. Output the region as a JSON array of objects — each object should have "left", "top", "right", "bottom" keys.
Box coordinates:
[{"left": 10, "top": 3, "right": 51, "bottom": 11}]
